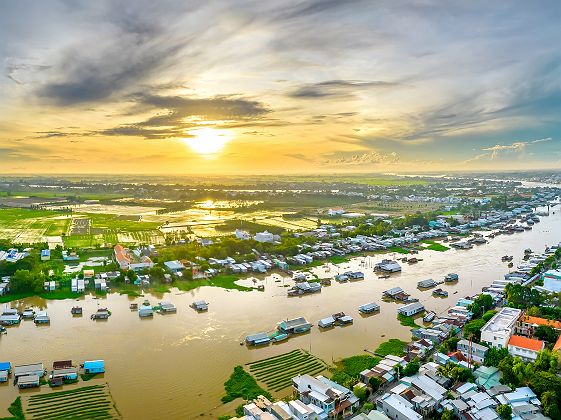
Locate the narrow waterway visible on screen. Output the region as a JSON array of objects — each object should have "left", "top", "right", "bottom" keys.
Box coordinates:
[{"left": 0, "top": 205, "right": 560, "bottom": 419}]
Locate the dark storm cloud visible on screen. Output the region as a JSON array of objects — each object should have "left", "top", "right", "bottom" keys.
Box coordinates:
[{"left": 288, "top": 80, "right": 400, "bottom": 99}]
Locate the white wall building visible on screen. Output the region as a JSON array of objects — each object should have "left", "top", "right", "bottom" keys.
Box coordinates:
[
  {"left": 254, "top": 231, "right": 275, "bottom": 243},
  {"left": 480, "top": 307, "right": 522, "bottom": 349}
]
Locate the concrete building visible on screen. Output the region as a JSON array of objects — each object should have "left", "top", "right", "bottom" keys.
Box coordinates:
[
  {"left": 254, "top": 231, "right": 275, "bottom": 243},
  {"left": 376, "top": 393, "right": 422, "bottom": 420},
  {"left": 480, "top": 307, "right": 522, "bottom": 349},
  {"left": 507, "top": 335, "right": 545, "bottom": 362},
  {"left": 542, "top": 269, "right": 561, "bottom": 292},
  {"left": 398, "top": 302, "right": 425, "bottom": 317},
  {"left": 457, "top": 339, "right": 489, "bottom": 364}
]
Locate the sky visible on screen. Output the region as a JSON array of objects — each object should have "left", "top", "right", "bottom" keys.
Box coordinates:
[{"left": 1, "top": 0, "right": 561, "bottom": 175}]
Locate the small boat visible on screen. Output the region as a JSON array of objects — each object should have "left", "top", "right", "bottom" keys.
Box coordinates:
[
  {"left": 423, "top": 311, "right": 436, "bottom": 323},
  {"left": 407, "top": 257, "right": 419, "bottom": 264},
  {"left": 129, "top": 303, "right": 138, "bottom": 310},
  {"left": 257, "top": 284, "right": 265, "bottom": 291},
  {"left": 190, "top": 301, "right": 209, "bottom": 312},
  {"left": 378, "top": 274, "right": 390, "bottom": 279},
  {"left": 0, "top": 326, "right": 7, "bottom": 334},
  {"left": 508, "top": 262, "right": 513, "bottom": 268},
  {"left": 142, "top": 299, "right": 151, "bottom": 306}
]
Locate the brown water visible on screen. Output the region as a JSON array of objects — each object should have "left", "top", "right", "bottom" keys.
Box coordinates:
[{"left": 1, "top": 205, "right": 560, "bottom": 419}]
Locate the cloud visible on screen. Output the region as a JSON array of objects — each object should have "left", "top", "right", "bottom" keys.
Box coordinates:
[
  {"left": 288, "top": 80, "right": 399, "bottom": 99},
  {"left": 466, "top": 137, "right": 553, "bottom": 162},
  {"left": 326, "top": 151, "right": 400, "bottom": 165},
  {"left": 97, "top": 93, "right": 270, "bottom": 139}
]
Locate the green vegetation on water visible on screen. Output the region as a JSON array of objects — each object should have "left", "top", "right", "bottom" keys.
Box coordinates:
[
  {"left": 0, "top": 397, "right": 24, "bottom": 420},
  {"left": 375, "top": 339, "right": 407, "bottom": 357},
  {"left": 246, "top": 349, "right": 327, "bottom": 392},
  {"left": 222, "top": 366, "right": 271, "bottom": 404},
  {"left": 331, "top": 354, "right": 380, "bottom": 389},
  {"left": 80, "top": 373, "right": 98, "bottom": 382},
  {"left": 423, "top": 240, "right": 450, "bottom": 252},
  {"left": 328, "top": 255, "right": 349, "bottom": 264},
  {"left": 398, "top": 313, "right": 420, "bottom": 328},
  {"left": 175, "top": 274, "right": 252, "bottom": 292},
  {"left": 388, "top": 246, "right": 410, "bottom": 254}
]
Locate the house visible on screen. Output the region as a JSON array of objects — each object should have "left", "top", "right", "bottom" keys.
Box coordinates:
[
  {"left": 71, "top": 278, "right": 85, "bottom": 293},
  {"left": 542, "top": 269, "right": 561, "bottom": 292},
  {"left": 235, "top": 229, "right": 250, "bottom": 240},
  {"left": 18, "top": 374, "right": 40, "bottom": 389},
  {"left": 0, "top": 309, "right": 21, "bottom": 325},
  {"left": 480, "top": 307, "right": 522, "bottom": 349},
  {"left": 13, "top": 363, "right": 44, "bottom": 379},
  {"left": 0, "top": 282, "right": 8, "bottom": 296},
  {"left": 41, "top": 249, "right": 50, "bottom": 261},
  {"left": 516, "top": 314, "right": 561, "bottom": 338},
  {"left": 254, "top": 231, "right": 275, "bottom": 243},
  {"left": 50, "top": 368, "right": 78, "bottom": 381},
  {"left": 138, "top": 306, "right": 153, "bottom": 317},
  {"left": 507, "top": 335, "right": 544, "bottom": 362},
  {"left": 114, "top": 244, "right": 131, "bottom": 269},
  {"left": 278, "top": 317, "right": 312, "bottom": 334},
  {"left": 376, "top": 393, "right": 422, "bottom": 420},
  {"left": 398, "top": 302, "right": 425, "bottom": 317},
  {"left": 83, "top": 360, "right": 105, "bottom": 374},
  {"left": 474, "top": 366, "right": 502, "bottom": 390},
  {"left": 83, "top": 269, "right": 95, "bottom": 279},
  {"left": 164, "top": 260, "right": 185, "bottom": 274},
  {"left": 457, "top": 339, "right": 489, "bottom": 364}
]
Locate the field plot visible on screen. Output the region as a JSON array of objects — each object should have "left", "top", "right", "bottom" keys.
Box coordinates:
[
  {"left": 24, "top": 384, "right": 120, "bottom": 419},
  {"left": 246, "top": 349, "right": 328, "bottom": 393}
]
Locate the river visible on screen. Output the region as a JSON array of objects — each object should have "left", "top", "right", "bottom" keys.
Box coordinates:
[{"left": 0, "top": 204, "right": 560, "bottom": 419}]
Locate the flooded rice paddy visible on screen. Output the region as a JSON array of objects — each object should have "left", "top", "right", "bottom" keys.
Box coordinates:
[{"left": 0, "top": 206, "right": 560, "bottom": 418}]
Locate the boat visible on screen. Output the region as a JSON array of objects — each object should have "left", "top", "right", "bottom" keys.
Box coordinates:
[
  {"left": 423, "top": 311, "right": 436, "bottom": 323},
  {"left": 257, "top": 284, "right": 265, "bottom": 291},
  {"left": 270, "top": 332, "right": 288, "bottom": 343},
  {"left": 378, "top": 274, "right": 390, "bottom": 279},
  {"left": 508, "top": 262, "right": 513, "bottom": 268},
  {"left": 407, "top": 257, "right": 419, "bottom": 264},
  {"left": 0, "top": 326, "right": 6, "bottom": 334},
  {"left": 444, "top": 273, "right": 459, "bottom": 282},
  {"left": 129, "top": 303, "right": 138, "bottom": 310},
  {"left": 432, "top": 288, "right": 448, "bottom": 297},
  {"left": 71, "top": 306, "right": 83, "bottom": 315},
  {"left": 142, "top": 299, "right": 151, "bottom": 306},
  {"left": 320, "top": 278, "right": 332, "bottom": 286}
]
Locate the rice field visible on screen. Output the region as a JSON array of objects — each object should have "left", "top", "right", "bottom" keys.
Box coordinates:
[
  {"left": 246, "top": 349, "right": 328, "bottom": 393},
  {"left": 24, "top": 384, "right": 120, "bottom": 419}
]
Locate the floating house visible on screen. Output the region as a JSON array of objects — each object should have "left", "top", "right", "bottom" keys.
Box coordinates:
[
  {"left": 375, "top": 260, "right": 402, "bottom": 273},
  {"left": 159, "top": 302, "right": 177, "bottom": 313},
  {"left": 246, "top": 332, "right": 271, "bottom": 346},
  {"left": 50, "top": 368, "right": 78, "bottom": 381},
  {"left": 318, "top": 316, "right": 336, "bottom": 329},
  {"left": 0, "top": 362, "right": 10, "bottom": 383},
  {"left": 91, "top": 308, "right": 110, "bottom": 320},
  {"left": 22, "top": 308, "right": 35, "bottom": 319},
  {"left": 14, "top": 363, "right": 44, "bottom": 379},
  {"left": 83, "top": 360, "right": 105, "bottom": 374},
  {"left": 18, "top": 374, "right": 40, "bottom": 389},
  {"left": 71, "top": 306, "right": 83, "bottom": 315},
  {"left": 417, "top": 279, "right": 438, "bottom": 288},
  {"left": 359, "top": 302, "right": 380, "bottom": 314},
  {"left": 347, "top": 271, "right": 365, "bottom": 280},
  {"left": 445, "top": 273, "right": 459, "bottom": 282},
  {"left": 287, "top": 282, "right": 321, "bottom": 296},
  {"left": 191, "top": 301, "right": 209, "bottom": 312},
  {"left": 0, "top": 309, "right": 21, "bottom": 325},
  {"left": 138, "top": 306, "right": 153, "bottom": 317},
  {"left": 278, "top": 317, "right": 312, "bottom": 334},
  {"left": 398, "top": 302, "right": 425, "bottom": 317},
  {"left": 34, "top": 311, "right": 50, "bottom": 325}
]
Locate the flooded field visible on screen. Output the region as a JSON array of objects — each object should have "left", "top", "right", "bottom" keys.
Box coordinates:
[{"left": 0, "top": 206, "right": 560, "bottom": 418}]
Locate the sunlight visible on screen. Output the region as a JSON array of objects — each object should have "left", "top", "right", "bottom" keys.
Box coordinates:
[{"left": 184, "top": 128, "right": 232, "bottom": 158}]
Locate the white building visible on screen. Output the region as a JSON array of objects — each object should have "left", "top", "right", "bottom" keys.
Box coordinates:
[
  {"left": 542, "top": 269, "right": 561, "bottom": 293},
  {"left": 235, "top": 229, "right": 250, "bottom": 240},
  {"left": 376, "top": 393, "right": 422, "bottom": 420},
  {"left": 507, "top": 335, "right": 545, "bottom": 362},
  {"left": 480, "top": 307, "right": 522, "bottom": 349},
  {"left": 398, "top": 302, "right": 425, "bottom": 317},
  {"left": 254, "top": 231, "right": 275, "bottom": 243},
  {"left": 457, "top": 339, "right": 488, "bottom": 364}
]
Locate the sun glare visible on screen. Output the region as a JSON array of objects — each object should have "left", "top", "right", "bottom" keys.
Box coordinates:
[{"left": 184, "top": 128, "right": 231, "bottom": 158}]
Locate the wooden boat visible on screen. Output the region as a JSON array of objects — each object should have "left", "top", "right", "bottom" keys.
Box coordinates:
[{"left": 129, "top": 303, "right": 138, "bottom": 310}]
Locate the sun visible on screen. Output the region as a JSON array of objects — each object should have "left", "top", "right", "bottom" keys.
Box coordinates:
[{"left": 184, "top": 128, "right": 232, "bottom": 158}]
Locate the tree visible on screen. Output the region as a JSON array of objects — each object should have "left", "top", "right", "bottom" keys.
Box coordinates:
[
  {"left": 403, "top": 358, "right": 420, "bottom": 376},
  {"left": 496, "top": 404, "right": 512, "bottom": 419},
  {"left": 485, "top": 347, "right": 509, "bottom": 367},
  {"left": 534, "top": 350, "right": 558, "bottom": 374},
  {"left": 353, "top": 384, "right": 368, "bottom": 402},
  {"left": 541, "top": 391, "right": 561, "bottom": 419},
  {"left": 535, "top": 325, "right": 560, "bottom": 343},
  {"left": 362, "top": 402, "right": 374, "bottom": 412},
  {"left": 441, "top": 409, "right": 456, "bottom": 420},
  {"left": 368, "top": 376, "right": 381, "bottom": 392},
  {"left": 449, "top": 366, "right": 475, "bottom": 383},
  {"left": 463, "top": 318, "right": 487, "bottom": 342},
  {"left": 468, "top": 294, "right": 494, "bottom": 318}
]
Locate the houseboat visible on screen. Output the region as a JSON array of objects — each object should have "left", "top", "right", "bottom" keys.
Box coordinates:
[
  {"left": 34, "top": 311, "right": 50, "bottom": 325},
  {"left": 432, "top": 288, "right": 448, "bottom": 298},
  {"left": 287, "top": 282, "right": 321, "bottom": 296},
  {"left": 138, "top": 306, "right": 153, "bottom": 317},
  {"left": 444, "top": 273, "right": 459, "bottom": 282},
  {"left": 278, "top": 317, "right": 312, "bottom": 334},
  {"left": 318, "top": 316, "right": 336, "bottom": 329},
  {"left": 423, "top": 311, "right": 436, "bottom": 323},
  {"left": 417, "top": 279, "right": 438, "bottom": 289},
  {"left": 398, "top": 302, "right": 425, "bottom": 316},
  {"left": 83, "top": 360, "right": 105, "bottom": 374},
  {"left": 374, "top": 259, "right": 402, "bottom": 273},
  {"left": 245, "top": 332, "right": 270, "bottom": 346},
  {"left": 334, "top": 274, "right": 349, "bottom": 282},
  {"left": 358, "top": 302, "right": 380, "bottom": 314},
  {"left": 91, "top": 308, "right": 110, "bottom": 320},
  {"left": 159, "top": 302, "right": 177, "bottom": 313},
  {"left": 0, "top": 309, "right": 21, "bottom": 326},
  {"left": 22, "top": 308, "right": 35, "bottom": 319},
  {"left": 190, "top": 301, "right": 209, "bottom": 312},
  {"left": 71, "top": 306, "right": 83, "bottom": 315},
  {"left": 270, "top": 332, "right": 288, "bottom": 343},
  {"left": 347, "top": 271, "right": 364, "bottom": 281}
]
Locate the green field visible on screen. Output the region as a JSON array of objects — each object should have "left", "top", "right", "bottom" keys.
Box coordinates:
[
  {"left": 246, "top": 349, "right": 328, "bottom": 393},
  {"left": 24, "top": 385, "right": 120, "bottom": 419}
]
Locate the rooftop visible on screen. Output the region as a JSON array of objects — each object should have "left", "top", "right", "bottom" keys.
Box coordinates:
[
  {"left": 481, "top": 307, "right": 521, "bottom": 333},
  {"left": 508, "top": 335, "right": 544, "bottom": 352}
]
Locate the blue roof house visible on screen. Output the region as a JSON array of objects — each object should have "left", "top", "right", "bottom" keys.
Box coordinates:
[
  {"left": 83, "top": 360, "right": 105, "bottom": 374},
  {"left": 0, "top": 362, "right": 10, "bottom": 372}
]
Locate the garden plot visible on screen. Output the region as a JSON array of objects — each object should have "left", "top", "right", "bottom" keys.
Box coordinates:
[
  {"left": 246, "top": 349, "right": 328, "bottom": 393},
  {"left": 23, "top": 384, "right": 121, "bottom": 419}
]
